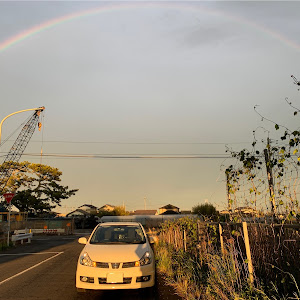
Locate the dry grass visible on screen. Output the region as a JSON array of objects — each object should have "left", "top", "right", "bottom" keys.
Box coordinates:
[{"left": 155, "top": 218, "right": 300, "bottom": 300}]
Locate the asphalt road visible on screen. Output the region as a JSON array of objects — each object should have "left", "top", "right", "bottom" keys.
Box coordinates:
[{"left": 0, "top": 234, "right": 181, "bottom": 300}]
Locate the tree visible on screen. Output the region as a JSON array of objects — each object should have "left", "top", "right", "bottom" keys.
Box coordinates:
[
  {"left": 192, "top": 203, "right": 218, "bottom": 216},
  {"left": 0, "top": 161, "right": 78, "bottom": 216},
  {"left": 97, "top": 206, "right": 129, "bottom": 218},
  {"left": 113, "top": 206, "right": 129, "bottom": 216},
  {"left": 223, "top": 77, "right": 300, "bottom": 219}
]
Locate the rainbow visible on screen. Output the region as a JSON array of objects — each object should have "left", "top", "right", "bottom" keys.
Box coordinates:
[{"left": 0, "top": 2, "right": 299, "bottom": 53}]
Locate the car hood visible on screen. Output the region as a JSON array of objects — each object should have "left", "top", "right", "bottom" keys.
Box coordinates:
[{"left": 82, "top": 243, "right": 150, "bottom": 262}]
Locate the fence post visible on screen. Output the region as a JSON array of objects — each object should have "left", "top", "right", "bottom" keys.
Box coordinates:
[
  {"left": 219, "top": 223, "right": 225, "bottom": 256},
  {"left": 242, "top": 222, "right": 254, "bottom": 285},
  {"left": 183, "top": 229, "right": 187, "bottom": 252}
]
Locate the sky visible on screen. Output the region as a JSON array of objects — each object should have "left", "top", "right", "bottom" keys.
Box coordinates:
[{"left": 0, "top": 1, "right": 300, "bottom": 214}]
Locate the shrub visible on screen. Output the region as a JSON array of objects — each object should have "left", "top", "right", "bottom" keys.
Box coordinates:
[{"left": 192, "top": 203, "right": 218, "bottom": 216}]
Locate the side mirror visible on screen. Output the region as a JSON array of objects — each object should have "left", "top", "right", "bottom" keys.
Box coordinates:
[{"left": 78, "top": 237, "right": 87, "bottom": 245}]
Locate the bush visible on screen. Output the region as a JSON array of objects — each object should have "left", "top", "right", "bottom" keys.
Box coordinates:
[{"left": 192, "top": 203, "right": 218, "bottom": 216}]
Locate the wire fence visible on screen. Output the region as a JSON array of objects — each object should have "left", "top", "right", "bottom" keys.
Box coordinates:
[{"left": 157, "top": 219, "right": 300, "bottom": 293}]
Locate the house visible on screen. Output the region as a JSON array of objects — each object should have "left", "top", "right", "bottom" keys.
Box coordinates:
[
  {"left": 66, "top": 209, "right": 91, "bottom": 218},
  {"left": 132, "top": 210, "right": 158, "bottom": 216},
  {"left": 0, "top": 205, "right": 27, "bottom": 222},
  {"left": 78, "top": 204, "right": 98, "bottom": 214},
  {"left": 159, "top": 204, "right": 180, "bottom": 215},
  {"left": 98, "top": 204, "right": 115, "bottom": 212},
  {"left": 234, "top": 207, "right": 259, "bottom": 217},
  {"left": 181, "top": 210, "right": 192, "bottom": 215}
]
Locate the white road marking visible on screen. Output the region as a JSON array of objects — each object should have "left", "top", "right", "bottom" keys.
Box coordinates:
[{"left": 0, "top": 252, "right": 64, "bottom": 285}]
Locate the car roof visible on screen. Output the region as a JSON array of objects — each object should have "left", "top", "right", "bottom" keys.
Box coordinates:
[{"left": 99, "top": 222, "right": 141, "bottom": 226}]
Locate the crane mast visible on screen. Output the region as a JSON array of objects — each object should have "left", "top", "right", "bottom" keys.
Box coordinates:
[{"left": 0, "top": 107, "right": 45, "bottom": 192}]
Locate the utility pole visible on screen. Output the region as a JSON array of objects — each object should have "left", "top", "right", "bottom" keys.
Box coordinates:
[{"left": 264, "top": 138, "right": 276, "bottom": 216}]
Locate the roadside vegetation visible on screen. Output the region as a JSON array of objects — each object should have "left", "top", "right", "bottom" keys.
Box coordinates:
[
  {"left": 155, "top": 79, "right": 300, "bottom": 299},
  {"left": 192, "top": 203, "right": 218, "bottom": 217},
  {"left": 223, "top": 79, "right": 300, "bottom": 220},
  {"left": 154, "top": 217, "right": 300, "bottom": 300}
]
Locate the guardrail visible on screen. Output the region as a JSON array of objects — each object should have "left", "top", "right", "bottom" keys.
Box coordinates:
[
  {"left": 14, "top": 229, "right": 65, "bottom": 235},
  {"left": 11, "top": 233, "right": 33, "bottom": 245}
]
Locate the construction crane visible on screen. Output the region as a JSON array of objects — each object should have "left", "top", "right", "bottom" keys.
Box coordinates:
[
  {"left": 291, "top": 75, "right": 300, "bottom": 90},
  {"left": 0, "top": 107, "right": 45, "bottom": 193}
]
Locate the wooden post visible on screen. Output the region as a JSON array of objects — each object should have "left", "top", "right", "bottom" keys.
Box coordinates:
[
  {"left": 242, "top": 222, "right": 254, "bottom": 285},
  {"left": 183, "top": 229, "right": 187, "bottom": 252},
  {"left": 219, "top": 223, "right": 225, "bottom": 256},
  {"left": 197, "top": 221, "right": 199, "bottom": 244},
  {"left": 264, "top": 139, "right": 276, "bottom": 216}
]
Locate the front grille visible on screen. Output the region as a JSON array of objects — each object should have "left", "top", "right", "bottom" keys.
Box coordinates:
[
  {"left": 111, "top": 262, "right": 120, "bottom": 269},
  {"left": 95, "top": 262, "right": 109, "bottom": 268},
  {"left": 122, "top": 262, "right": 135, "bottom": 268},
  {"left": 98, "top": 277, "right": 132, "bottom": 284}
]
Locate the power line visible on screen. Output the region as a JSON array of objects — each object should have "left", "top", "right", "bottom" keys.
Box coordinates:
[
  {"left": 20, "top": 153, "right": 230, "bottom": 159},
  {"left": 3, "top": 140, "right": 256, "bottom": 145}
]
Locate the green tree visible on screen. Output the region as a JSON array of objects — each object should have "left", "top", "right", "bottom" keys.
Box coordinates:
[
  {"left": 97, "top": 206, "right": 129, "bottom": 218},
  {"left": 113, "top": 206, "right": 129, "bottom": 216},
  {"left": 0, "top": 161, "right": 78, "bottom": 216},
  {"left": 192, "top": 203, "right": 218, "bottom": 216}
]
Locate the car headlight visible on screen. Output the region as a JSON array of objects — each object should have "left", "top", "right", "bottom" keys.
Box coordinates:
[
  {"left": 79, "top": 252, "right": 96, "bottom": 267},
  {"left": 135, "top": 251, "right": 151, "bottom": 267}
]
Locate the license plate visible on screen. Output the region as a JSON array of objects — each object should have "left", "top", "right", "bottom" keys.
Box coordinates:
[{"left": 107, "top": 273, "right": 123, "bottom": 283}]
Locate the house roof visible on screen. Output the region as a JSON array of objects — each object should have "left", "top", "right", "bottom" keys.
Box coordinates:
[
  {"left": 159, "top": 204, "right": 179, "bottom": 209},
  {"left": 133, "top": 210, "right": 157, "bottom": 215},
  {"left": 78, "top": 204, "right": 98, "bottom": 209},
  {"left": 99, "top": 204, "right": 115, "bottom": 210},
  {"left": 66, "top": 209, "right": 90, "bottom": 217}
]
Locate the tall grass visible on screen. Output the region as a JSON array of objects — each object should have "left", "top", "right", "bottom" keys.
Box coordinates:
[{"left": 154, "top": 218, "right": 299, "bottom": 300}]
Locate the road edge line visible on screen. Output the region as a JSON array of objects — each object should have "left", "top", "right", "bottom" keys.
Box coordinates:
[{"left": 0, "top": 252, "right": 64, "bottom": 286}]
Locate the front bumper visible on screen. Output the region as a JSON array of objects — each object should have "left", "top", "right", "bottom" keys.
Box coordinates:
[{"left": 76, "top": 262, "right": 155, "bottom": 290}]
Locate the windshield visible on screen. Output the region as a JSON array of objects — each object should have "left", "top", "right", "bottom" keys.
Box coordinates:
[{"left": 90, "top": 225, "right": 146, "bottom": 244}]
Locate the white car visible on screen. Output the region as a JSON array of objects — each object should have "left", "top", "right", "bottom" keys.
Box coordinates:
[{"left": 76, "top": 222, "right": 155, "bottom": 291}]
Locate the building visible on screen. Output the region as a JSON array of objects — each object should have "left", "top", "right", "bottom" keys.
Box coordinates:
[
  {"left": 78, "top": 204, "right": 98, "bottom": 214},
  {"left": 132, "top": 210, "right": 158, "bottom": 216},
  {"left": 181, "top": 210, "right": 192, "bottom": 215},
  {"left": 66, "top": 209, "right": 91, "bottom": 218},
  {"left": 234, "top": 207, "right": 259, "bottom": 217},
  {"left": 98, "top": 204, "right": 115, "bottom": 212},
  {"left": 159, "top": 204, "right": 180, "bottom": 215}
]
